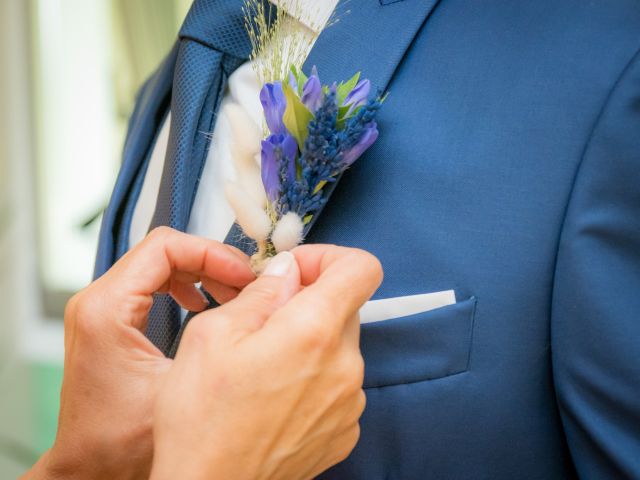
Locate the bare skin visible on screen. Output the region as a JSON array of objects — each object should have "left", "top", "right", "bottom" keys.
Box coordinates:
[{"left": 22, "top": 228, "right": 382, "bottom": 480}]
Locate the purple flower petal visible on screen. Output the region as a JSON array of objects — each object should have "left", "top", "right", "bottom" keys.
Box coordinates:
[
  {"left": 281, "top": 134, "right": 298, "bottom": 184},
  {"left": 301, "top": 74, "right": 323, "bottom": 113},
  {"left": 259, "top": 81, "right": 287, "bottom": 135},
  {"left": 261, "top": 133, "right": 299, "bottom": 202},
  {"left": 261, "top": 138, "right": 280, "bottom": 202},
  {"left": 342, "top": 122, "right": 379, "bottom": 166},
  {"left": 343, "top": 79, "right": 371, "bottom": 115}
]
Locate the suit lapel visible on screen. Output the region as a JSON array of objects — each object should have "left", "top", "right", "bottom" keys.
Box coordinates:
[
  {"left": 304, "top": 0, "right": 440, "bottom": 90},
  {"left": 301, "top": 0, "right": 441, "bottom": 234}
]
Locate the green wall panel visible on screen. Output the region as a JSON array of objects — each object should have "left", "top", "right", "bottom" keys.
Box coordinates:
[{"left": 32, "top": 362, "right": 63, "bottom": 454}]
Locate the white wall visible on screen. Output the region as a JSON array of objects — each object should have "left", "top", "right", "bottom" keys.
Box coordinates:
[
  {"left": 0, "top": 1, "right": 55, "bottom": 475},
  {"left": 0, "top": 1, "right": 189, "bottom": 473}
]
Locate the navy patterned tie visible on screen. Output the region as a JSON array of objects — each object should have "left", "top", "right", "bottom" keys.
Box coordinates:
[{"left": 145, "top": 0, "right": 256, "bottom": 355}]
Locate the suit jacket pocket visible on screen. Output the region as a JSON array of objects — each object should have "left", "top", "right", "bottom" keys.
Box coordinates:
[{"left": 361, "top": 296, "right": 477, "bottom": 389}]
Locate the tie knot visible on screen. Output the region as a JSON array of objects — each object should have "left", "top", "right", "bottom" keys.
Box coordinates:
[{"left": 180, "top": 0, "right": 273, "bottom": 59}]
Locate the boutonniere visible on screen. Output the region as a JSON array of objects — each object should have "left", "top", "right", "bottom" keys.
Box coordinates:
[{"left": 226, "top": 0, "right": 385, "bottom": 272}]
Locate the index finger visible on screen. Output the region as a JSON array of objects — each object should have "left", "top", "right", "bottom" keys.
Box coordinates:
[
  {"left": 270, "top": 244, "right": 383, "bottom": 331},
  {"left": 103, "top": 227, "right": 255, "bottom": 297}
]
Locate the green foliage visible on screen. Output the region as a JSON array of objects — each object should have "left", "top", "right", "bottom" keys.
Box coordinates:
[
  {"left": 282, "top": 82, "right": 313, "bottom": 151},
  {"left": 337, "top": 71, "right": 360, "bottom": 105},
  {"left": 290, "top": 64, "right": 308, "bottom": 95},
  {"left": 336, "top": 104, "right": 364, "bottom": 130}
]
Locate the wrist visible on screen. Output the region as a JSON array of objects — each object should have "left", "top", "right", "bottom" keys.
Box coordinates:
[
  {"left": 150, "top": 444, "right": 242, "bottom": 480},
  {"left": 20, "top": 449, "right": 94, "bottom": 480},
  {"left": 21, "top": 450, "right": 54, "bottom": 480},
  {"left": 28, "top": 444, "right": 107, "bottom": 480}
]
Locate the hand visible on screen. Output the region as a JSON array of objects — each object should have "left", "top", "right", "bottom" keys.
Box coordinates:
[
  {"left": 23, "top": 227, "right": 255, "bottom": 480},
  {"left": 151, "top": 245, "right": 383, "bottom": 480}
]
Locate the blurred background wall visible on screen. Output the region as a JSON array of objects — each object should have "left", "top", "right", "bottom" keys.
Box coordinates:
[{"left": 0, "top": 0, "right": 190, "bottom": 475}]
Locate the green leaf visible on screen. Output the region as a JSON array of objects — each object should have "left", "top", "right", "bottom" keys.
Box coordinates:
[
  {"left": 337, "top": 71, "right": 361, "bottom": 105},
  {"left": 336, "top": 105, "right": 351, "bottom": 130},
  {"left": 297, "top": 72, "right": 308, "bottom": 96},
  {"left": 338, "top": 105, "right": 351, "bottom": 117},
  {"left": 312, "top": 180, "right": 328, "bottom": 194},
  {"left": 290, "top": 65, "right": 307, "bottom": 96},
  {"left": 336, "top": 104, "right": 362, "bottom": 130},
  {"left": 282, "top": 82, "right": 313, "bottom": 151}
]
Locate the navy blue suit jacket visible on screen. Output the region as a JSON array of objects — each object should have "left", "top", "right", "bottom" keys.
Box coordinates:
[{"left": 96, "top": 1, "right": 640, "bottom": 478}]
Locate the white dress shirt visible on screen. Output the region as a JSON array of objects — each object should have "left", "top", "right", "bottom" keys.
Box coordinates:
[{"left": 129, "top": 0, "right": 338, "bottom": 248}]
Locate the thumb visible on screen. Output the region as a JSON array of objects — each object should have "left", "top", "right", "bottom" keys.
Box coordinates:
[{"left": 205, "top": 251, "right": 301, "bottom": 336}]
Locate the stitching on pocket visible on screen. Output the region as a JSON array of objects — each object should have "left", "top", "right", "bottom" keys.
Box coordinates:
[
  {"left": 379, "top": 0, "right": 405, "bottom": 5},
  {"left": 364, "top": 369, "right": 470, "bottom": 390}
]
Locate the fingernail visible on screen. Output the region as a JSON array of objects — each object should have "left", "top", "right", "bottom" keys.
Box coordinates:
[{"left": 262, "top": 251, "right": 294, "bottom": 277}]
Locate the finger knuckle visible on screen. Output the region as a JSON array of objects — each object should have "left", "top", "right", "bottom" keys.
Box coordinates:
[
  {"left": 346, "top": 424, "right": 361, "bottom": 450},
  {"left": 336, "top": 352, "right": 365, "bottom": 396},
  {"left": 64, "top": 291, "right": 81, "bottom": 318},
  {"left": 63, "top": 291, "right": 83, "bottom": 328},
  {"left": 118, "top": 294, "right": 153, "bottom": 322},
  {"left": 348, "top": 248, "right": 384, "bottom": 285},
  {"left": 182, "top": 316, "right": 215, "bottom": 344},
  {"left": 300, "top": 318, "right": 340, "bottom": 352},
  {"left": 182, "top": 309, "right": 235, "bottom": 348},
  {"left": 295, "top": 295, "right": 342, "bottom": 347},
  {"left": 355, "top": 390, "right": 367, "bottom": 417},
  {"left": 243, "top": 281, "right": 281, "bottom": 310},
  {"left": 146, "top": 226, "right": 174, "bottom": 243},
  {"left": 350, "top": 353, "right": 366, "bottom": 385},
  {"left": 66, "top": 289, "right": 100, "bottom": 334},
  {"left": 335, "top": 425, "right": 361, "bottom": 462}
]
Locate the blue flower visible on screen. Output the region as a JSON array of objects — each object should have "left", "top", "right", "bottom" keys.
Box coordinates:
[
  {"left": 301, "top": 75, "right": 323, "bottom": 113},
  {"left": 342, "top": 122, "right": 379, "bottom": 166},
  {"left": 259, "top": 68, "right": 383, "bottom": 224},
  {"left": 260, "top": 81, "right": 287, "bottom": 135},
  {"left": 279, "top": 89, "right": 340, "bottom": 216},
  {"left": 301, "top": 69, "right": 323, "bottom": 113},
  {"left": 343, "top": 79, "right": 371, "bottom": 115},
  {"left": 261, "top": 133, "right": 298, "bottom": 202}
]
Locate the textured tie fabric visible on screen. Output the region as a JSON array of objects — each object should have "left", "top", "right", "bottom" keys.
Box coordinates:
[{"left": 144, "top": 0, "right": 256, "bottom": 355}]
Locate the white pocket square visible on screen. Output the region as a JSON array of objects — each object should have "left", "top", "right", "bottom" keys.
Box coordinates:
[{"left": 359, "top": 290, "right": 457, "bottom": 324}]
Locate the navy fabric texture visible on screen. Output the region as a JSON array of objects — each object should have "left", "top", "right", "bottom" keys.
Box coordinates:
[
  {"left": 95, "top": 0, "right": 640, "bottom": 477},
  {"left": 144, "top": 41, "right": 227, "bottom": 355},
  {"left": 102, "top": 0, "right": 250, "bottom": 354}
]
